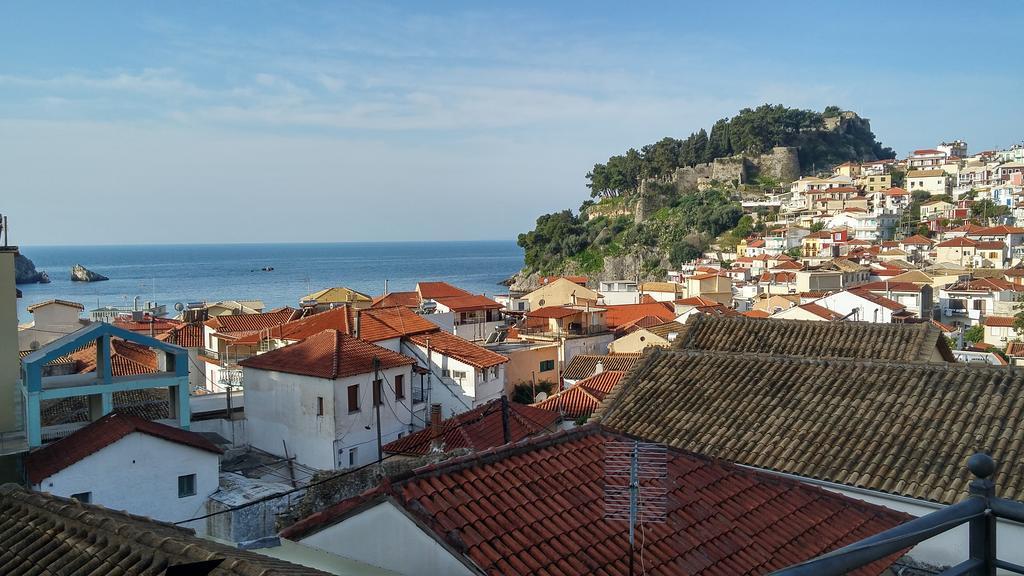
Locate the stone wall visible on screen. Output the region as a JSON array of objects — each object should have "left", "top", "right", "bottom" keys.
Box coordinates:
[{"left": 754, "top": 146, "right": 801, "bottom": 183}]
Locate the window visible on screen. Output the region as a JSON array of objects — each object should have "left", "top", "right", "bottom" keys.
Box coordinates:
[
  {"left": 347, "top": 384, "right": 359, "bottom": 413},
  {"left": 70, "top": 491, "right": 91, "bottom": 503},
  {"left": 316, "top": 396, "right": 324, "bottom": 416},
  {"left": 178, "top": 474, "right": 196, "bottom": 498},
  {"left": 442, "top": 369, "right": 450, "bottom": 377},
  {"left": 373, "top": 379, "right": 382, "bottom": 406},
  {"left": 540, "top": 359, "right": 555, "bottom": 372},
  {"left": 348, "top": 447, "right": 358, "bottom": 466},
  {"left": 451, "top": 370, "right": 467, "bottom": 380},
  {"left": 394, "top": 374, "right": 405, "bottom": 399}
]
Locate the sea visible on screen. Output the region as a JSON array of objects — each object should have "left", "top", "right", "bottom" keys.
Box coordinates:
[{"left": 15, "top": 241, "right": 523, "bottom": 323}]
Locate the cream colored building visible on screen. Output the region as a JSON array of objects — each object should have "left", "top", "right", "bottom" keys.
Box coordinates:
[
  {"left": 855, "top": 173, "right": 891, "bottom": 193},
  {"left": 0, "top": 247, "right": 19, "bottom": 434},
  {"left": 906, "top": 170, "right": 950, "bottom": 196},
  {"left": 607, "top": 321, "right": 684, "bottom": 354},
  {"left": 524, "top": 278, "right": 601, "bottom": 310},
  {"left": 683, "top": 273, "right": 733, "bottom": 305}
]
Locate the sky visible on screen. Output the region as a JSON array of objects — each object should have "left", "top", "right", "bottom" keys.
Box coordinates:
[{"left": 1, "top": 1, "right": 1022, "bottom": 245}]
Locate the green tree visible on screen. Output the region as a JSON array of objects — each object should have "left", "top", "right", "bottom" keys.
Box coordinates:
[
  {"left": 970, "top": 199, "right": 1010, "bottom": 221},
  {"left": 890, "top": 168, "right": 906, "bottom": 188},
  {"left": 511, "top": 381, "right": 554, "bottom": 404},
  {"left": 810, "top": 221, "right": 825, "bottom": 233},
  {"left": 964, "top": 324, "right": 984, "bottom": 344}
]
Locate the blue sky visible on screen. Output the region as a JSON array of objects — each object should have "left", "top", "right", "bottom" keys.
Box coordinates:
[{"left": 2, "top": 1, "right": 1022, "bottom": 245}]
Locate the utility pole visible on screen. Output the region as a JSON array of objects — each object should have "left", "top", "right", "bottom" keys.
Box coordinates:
[
  {"left": 425, "top": 338, "right": 432, "bottom": 409},
  {"left": 374, "top": 357, "right": 382, "bottom": 465}
]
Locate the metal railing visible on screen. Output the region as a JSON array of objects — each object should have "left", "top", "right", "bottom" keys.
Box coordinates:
[{"left": 772, "top": 453, "right": 1023, "bottom": 576}]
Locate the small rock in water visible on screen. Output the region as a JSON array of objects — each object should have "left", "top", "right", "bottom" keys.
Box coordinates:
[{"left": 70, "top": 264, "right": 109, "bottom": 282}]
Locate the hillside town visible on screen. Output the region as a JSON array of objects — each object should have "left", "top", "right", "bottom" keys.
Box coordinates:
[{"left": 1, "top": 144, "right": 1024, "bottom": 576}]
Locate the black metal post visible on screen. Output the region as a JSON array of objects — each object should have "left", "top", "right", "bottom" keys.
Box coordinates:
[
  {"left": 500, "top": 395, "right": 511, "bottom": 444},
  {"left": 374, "top": 357, "right": 382, "bottom": 464},
  {"left": 967, "top": 453, "right": 996, "bottom": 576}
]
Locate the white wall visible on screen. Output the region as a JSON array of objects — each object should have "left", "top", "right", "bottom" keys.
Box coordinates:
[
  {"left": 243, "top": 368, "right": 338, "bottom": 471},
  {"left": 297, "top": 500, "right": 475, "bottom": 576},
  {"left": 562, "top": 334, "right": 614, "bottom": 365},
  {"left": 331, "top": 366, "right": 416, "bottom": 468},
  {"left": 32, "top": 432, "right": 219, "bottom": 532},
  {"left": 405, "top": 341, "right": 505, "bottom": 413}
]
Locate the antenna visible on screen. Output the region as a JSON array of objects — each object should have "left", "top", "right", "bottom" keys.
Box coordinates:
[{"left": 604, "top": 440, "right": 668, "bottom": 575}]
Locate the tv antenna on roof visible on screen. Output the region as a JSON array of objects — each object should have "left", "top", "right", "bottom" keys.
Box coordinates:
[{"left": 604, "top": 440, "right": 668, "bottom": 576}]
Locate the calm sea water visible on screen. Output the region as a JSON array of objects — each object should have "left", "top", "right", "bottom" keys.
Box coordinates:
[{"left": 15, "top": 242, "right": 523, "bottom": 323}]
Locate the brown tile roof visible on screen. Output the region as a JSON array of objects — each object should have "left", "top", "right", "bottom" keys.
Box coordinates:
[
  {"left": 371, "top": 291, "right": 420, "bottom": 309},
  {"left": 597, "top": 348, "right": 1024, "bottom": 504},
  {"left": 796, "top": 302, "right": 846, "bottom": 321},
  {"left": 406, "top": 330, "right": 508, "bottom": 369},
  {"left": 900, "top": 234, "right": 934, "bottom": 245},
  {"left": 417, "top": 281, "right": 471, "bottom": 299},
  {"left": 67, "top": 339, "right": 159, "bottom": 377},
  {"left": 25, "top": 413, "right": 221, "bottom": 484},
  {"left": 233, "top": 307, "right": 353, "bottom": 345},
  {"left": 562, "top": 353, "right": 642, "bottom": 380},
  {"left": 527, "top": 305, "right": 581, "bottom": 319},
  {"left": 25, "top": 299, "right": 84, "bottom": 312},
  {"left": 433, "top": 294, "right": 502, "bottom": 312},
  {"left": 539, "top": 275, "right": 588, "bottom": 286},
  {"left": 534, "top": 371, "right": 626, "bottom": 418},
  {"left": 674, "top": 295, "right": 720, "bottom": 307},
  {"left": 0, "top": 483, "right": 330, "bottom": 575},
  {"left": 602, "top": 302, "right": 676, "bottom": 328},
  {"left": 673, "top": 315, "right": 955, "bottom": 362},
  {"left": 284, "top": 425, "right": 909, "bottom": 575},
  {"left": 239, "top": 329, "right": 415, "bottom": 379},
  {"left": 646, "top": 320, "right": 686, "bottom": 339},
  {"left": 112, "top": 316, "right": 184, "bottom": 335},
  {"left": 41, "top": 389, "right": 170, "bottom": 427},
  {"left": 356, "top": 306, "right": 440, "bottom": 342},
  {"left": 383, "top": 399, "right": 558, "bottom": 456},
  {"left": 742, "top": 309, "right": 770, "bottom": 318},
  {"left": 1007, "top": 341, "right": 1024, "bottom": 356},
  {"left": 617, "top": 314, "right": 668, "bottom": 334}
]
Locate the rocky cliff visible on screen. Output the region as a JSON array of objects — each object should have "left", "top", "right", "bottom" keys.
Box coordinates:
[
  {"left": 71, "top": 264, "right": 109, "bottom": 282},
  {"left": 15, "top": 253, "right": 49, "bottom": 284}
]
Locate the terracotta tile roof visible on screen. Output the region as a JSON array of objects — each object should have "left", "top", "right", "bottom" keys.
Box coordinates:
[
  {"left": 433, "top": 293, "right": 502, "bottom": 312},
  {"left": 758, "top": 271, "right": 796, "bottom": 283},
  {"left": 899, "top": 234, "right": 934, "bottom": 245},
  {"left": 527, "top": 305, "right": 581, "bottom": 319},
  {"left": 417, "top": 281, "right": 471, "bottom": 299},
  {"left": 300, "top": 286, "right": 372, "bottom": 304},
  {"left": 0, "top": 484, "right": 330, "bottom": 576},
  {"left": 383, "top": 399, "right": 558, "bottom": 455},
  {"left": 971, "top": 225, "right": 1024, "bottom": 235},
  {"left": 673, "top": 315, "right": 954, "bottom": 362},
  {"left": 618, "top": 314, "right": 667, "bottom": 334},
  {"left": 371, "top": 291, "right": 420, "bottom": 309},
  {"left": 858, "top": 281, "right": 925, "bottom": 293},
  {"left": 1006, "top": 341, "right": 1024, "bottom": 356},
  {"left": 848, "top": 288, "right": 905, "bottom": 311},
  {"left": 67, "top": 339, "right": 159, "bottom": 377},
  {"left": 233, "top": 307, "right": 353, "bottom": 345},
  {"left": 638, "top": 281, "right": 683, "bottom": 292},
  {"left": 204, "top": 308, "right": 297, "bottom": 335},
  {"left": 907, "top": 169, "right": 945, "bottom": 177},
  {"left": 931, "top": 319, "right": 956, "bottom": 333},
  {"left": 746, "top": 238, "right": 765, "bottom": 248},
  {"left": 646, "top": 320, "right": 686, "bottom": 339},
  {"left": 984, "top": 315, "right": 1015, "bottom": 327},
  {"left": 285, "top": 425, "right": 909, "bottom": 575},
  {"left": 772, "top": 260, "right": 804, "bottom": 270},
  {"left": 575, "top": 369, "right": 626, "bottom": 396},
  {"left": 975, "top": 240, "right": 1007, "bottom": 250},
  {"left": 946, "top": 277, "right": 1017, "bottom": 292},
  {"left": 602, "top": 302, "right": 676, "bottom": 328},
  {"left": 159, "top": 323, "right": 204, "bottom": 348},
  {"left": 562, "top": 353, "right": 641, "bottom": 380},
  {"left": 25, "top": 299, "right": 84, "bottom": 312},
  {"left": 25, "top": 413, "right": 221, "bottom": 484},
  {"left": 596, "top": 348, "right": 1024, "bottom": 504},
  {"left": 406, "top": 330, "right": 508, "bottom": 369},
  {"left": 883, "top": 187, "right": 909, "bottom": 195},
  {"left": 539, "top": 275, "right": 588, "bottom": 286},
  {"left": 796, "top": 302, "right": 845, "bottom": 321},
  {"left": 239, "top": 329, "right": 415, "bottom": 379},
  {"left": 358, "top": 306, "right": 443, "bottom": 342},
  {"left": 532, "top": 385, "right": 605, "bottom": 419},
  {"left": 742, "top": 309, "right": 770, "bottom": 318},
  {"left": 41, "top": 389, "right": 170, "bottom": 427}
]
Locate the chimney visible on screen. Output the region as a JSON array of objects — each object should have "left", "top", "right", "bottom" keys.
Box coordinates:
[
  {"left": 353, "top": 308, "right": 361, "bottom": 339},
  {"left": 594, "top": 360, "right": 604, "bottom": 375},
  {"left": 430, "top": 404, "right": 443, "bottom": 452}
]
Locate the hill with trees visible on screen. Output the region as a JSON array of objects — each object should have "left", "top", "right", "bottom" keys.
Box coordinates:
[{"left": 514, "top": 105, "right": 895, "bottom": 285}]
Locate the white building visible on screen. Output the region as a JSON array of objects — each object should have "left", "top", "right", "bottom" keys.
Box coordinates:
[
  {"left": 813, "top": 288, "right": 909, "bottom": 323},
  {"left": 906, "top": 169, "right": 950, "bottom": 196},
  {"left": 18, "top": 299, "right": 90, "bottom": 351},
  {"left": 240, "top": 329, "right": 419, "bottom": 471},
  {"left": 24, "top": 412, "right": 221, "bottom": 532}
]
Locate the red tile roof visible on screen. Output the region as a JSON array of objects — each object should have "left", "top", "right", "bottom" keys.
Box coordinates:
[
  {"left": 204, "top": 308, "right": 297, "bottom": 335},
  {"left": 539, "top": 275, "right": 588, "bottom": 286},
  {"left": 976, "top": 240, "right": 1007, "bottom": 250},
  {"left": 284, "top": 426, "right": 909, "bottom": 575},
  {"left": 358, "top": 306, "right": 440, "bottom": 342},
  {"left": 858, "top": 281, "right": 924, "bottom": 293},
  {"left": 742, "top": 309, "right": 771, "bottom": 318},
  {"left": 848, "top": 288, "right": 905, "bottom": 311},
  {"left": 239, "top": 329, "right": 415, "bottom": 379},
  {"left": 531, "top": 385, "right": 604, "bottom": 418},
  {"left": 984, "top": 315, "right": 1015, "bottom": 328},
  {"left": 772, "top": 260, "right": 803, "bottom": 270},
  {"left": 674, "top": 296, "right": 721, "bottom": 307},
  {"left": 575, "top": 369, "right": 625, "bottom": 396},
  {"left": 26, "top": 299, "right": 84, "bottom": 312},
  {"left": 434, "top": 294, "right": 502, "bottom": 312},
  {"left": 417, "top": 281, "right": 471, "bottom": 299},
  {"left": 382, "top": 399, "right": 558, "bottom": 455},
  {"left": 159, "top": 323, "right": 204, "bottom": 348},
  {"left": 406, "top": 330, "right": 507, "bottom": 369},
  {"left": 602, "top": 302, "right": 676, "bottom": 329},
  {"left": 758, "top": 271, "right": 796, "bottom": 283},
  {"left": 899, "top": 234, "right": 934, "bottom": 245},
  {"left": 233, "top": 307, "right": 353, "bottom": 345},
  {"left": 936, "top": 237, "right": 978, "bottom": 248},
  {"left": 971, "top": 225, "right": 1024, "bottom": 235},
  {"left": 25, "top": 413, "right": 221, "bottom": 484},
  {"left": 798, "top": 302, "right": 845, "bottom": 321},
  {"left": 618, "top": 314, "right": 668, "bottom": 334},
  {"left": 882, "top": 187, "right": 909, "bottom": 196},
  {"left": 112, "top": 316, "right": 184, "bottom": 335},
  {"left": 68, "top": 340, "right": 159, "bottom": 377},
  {"left": 371, "top": 291, "right": 420, "bottom": 309}
]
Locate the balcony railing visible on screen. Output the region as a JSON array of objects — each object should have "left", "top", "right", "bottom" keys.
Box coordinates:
[
  {"left": 772, "top": 453, "right": 1023, "bottom": 576},
  {"left": 517, "top": 325, "right": 609, "bottom": 338}
]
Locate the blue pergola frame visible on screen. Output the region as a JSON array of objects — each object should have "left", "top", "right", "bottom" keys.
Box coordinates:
[{"left": 20, "top": 322, "right": 190, "bottom": 447}]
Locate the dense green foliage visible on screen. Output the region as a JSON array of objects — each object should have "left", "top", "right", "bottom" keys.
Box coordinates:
[
  {"left": 511, "top": 381, "right": 554, "bottom": 404},
  {"left": 517, "top": 188, "right": 741, "bottom": 274},
  {"left": 586, "top": 104, "right": 895, "bottom": 198}
]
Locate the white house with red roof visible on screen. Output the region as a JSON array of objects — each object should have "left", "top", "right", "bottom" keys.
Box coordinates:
[
  {"left": 939, "top": 278, "right": 1021, "bottom": 327},
  {"left": 812, "top": 288, "right": 911, "bottom": 323},
  {"left": 24, "top": 412, "right": 221, "bottom": 532},
  {"left": 908, "top": 148, "right": 947, "bottom": 169},
  {"left": 240, "top": 329, "right": 419, "bottom": 471},
  {"left": 983, "top": 316, "right": 1022, "bottom": 348}
]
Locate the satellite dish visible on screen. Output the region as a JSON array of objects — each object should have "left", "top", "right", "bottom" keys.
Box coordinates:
[
  {"left": 534, "top": 391, "right": 549, "bottom": 402},
  {"left": 174, "top": 302, "right": 185, "bottom": 312}
]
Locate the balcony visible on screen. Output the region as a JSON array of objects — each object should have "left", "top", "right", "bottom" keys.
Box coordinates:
[
  {"left": 517, "top": 325, "right": 609, "bottom": 339},
  {"left": 773, "top": 453, "right": 1024, "bottom": 576}
]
